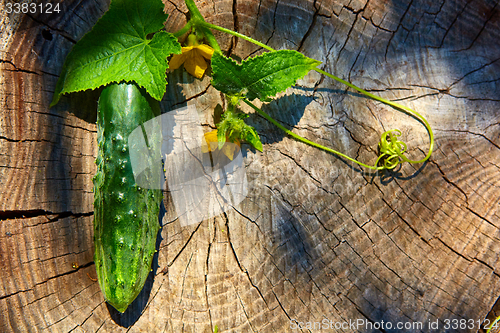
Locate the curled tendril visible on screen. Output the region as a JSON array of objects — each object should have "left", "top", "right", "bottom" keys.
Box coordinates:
[{"left": 375, "top": 129, "right": 408, "bottom": 169}]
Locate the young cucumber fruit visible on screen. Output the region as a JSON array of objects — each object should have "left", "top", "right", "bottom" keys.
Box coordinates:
[{"left": 93, "top": 82, "right": 162, "bottom": 313}]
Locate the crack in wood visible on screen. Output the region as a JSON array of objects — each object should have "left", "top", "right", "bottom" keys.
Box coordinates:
[
  {"left": 169, "top": 83, "right": 211, "bottom": 109},
  {"left": 297, "top": 0, "right": 320, "bottom": 53},
  {"left": 166, "top": 221, "right": 202, "bottom": 267},
  {"left": 0, "top": 59, "right": 40, "bottom": 75},
  {"left": 24, "top": 13, "right": 78, "bottom": 44},
  {"left": 434, "top": 0, "right": 474, "bottom": 49},
  {"left": 0, "top": 209, "right": 92, "bottom": 221}
]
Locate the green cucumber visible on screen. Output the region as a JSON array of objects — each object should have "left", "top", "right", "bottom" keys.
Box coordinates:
[{"left": 93, "top": 82, "right": 162, "bottom": 313}]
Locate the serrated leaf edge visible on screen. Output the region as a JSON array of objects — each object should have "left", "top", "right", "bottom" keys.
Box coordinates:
[
  {"left": 212, "top": 50, "right": 321, "bottom": 100},
  {"left": 50, "top": 0, "right": 182, "bottom": 106}
]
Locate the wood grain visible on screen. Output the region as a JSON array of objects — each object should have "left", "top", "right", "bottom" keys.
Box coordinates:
[{"left": 1, "top": 0, "right": 499, "bottom": 332}]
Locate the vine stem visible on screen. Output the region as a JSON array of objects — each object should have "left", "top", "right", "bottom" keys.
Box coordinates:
[
  {"left": 183, "top": 0, "right": 222, "bottom": 53},
  {"left": 487, "top": 316, "right": 500, "bottom": 333},
  {"left": 197, "top": 21, "right": 274, "bottom": 52},
  {"left": 197, "top": 19, "right": 434, "bottom": 166},
  {"left": 173, "top": 21, "right": 192, "bottom": 38},
  {"left": 315, "top": 68, "right": 434, "bottom": 164},
  {"left": 243, "top": 99, "right": 383, "bottom": 170}
]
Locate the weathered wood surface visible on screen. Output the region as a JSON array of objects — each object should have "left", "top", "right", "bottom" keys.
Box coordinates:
[{"left": 1, "top": 0, "right": 500, "bottom": 332}]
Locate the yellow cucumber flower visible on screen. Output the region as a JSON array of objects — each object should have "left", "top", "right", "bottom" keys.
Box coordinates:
[
  {"left": 202, "top": 130, "right": 240, "bottom": 160},
  {"left": 169, "top": 34, "right": 214, "bottom": 79}
]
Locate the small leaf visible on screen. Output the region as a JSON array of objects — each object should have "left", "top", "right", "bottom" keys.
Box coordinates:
[
  {"left": 217, "top": 109, "right": 263, "bottom": 152},
  {"left": 245, "top": 127, "right": 263, "bottom": 152},
  {"left": 217, "top": 125, "right": 226, "bottom": 150},
  {"left": 50, "top": 0, "right": 182, "bottom": 106},
  {"left": 211, "top": 50, "right": 321, "bottom": 101}
]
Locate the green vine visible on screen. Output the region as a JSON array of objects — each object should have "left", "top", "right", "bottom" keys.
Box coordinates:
[{"left": 176, "top": 0, "right": 434, "bottom": 170}]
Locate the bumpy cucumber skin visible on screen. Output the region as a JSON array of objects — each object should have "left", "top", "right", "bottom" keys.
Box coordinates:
[{"left": 93, "top": 82, "right": 162, "bottom": 313}]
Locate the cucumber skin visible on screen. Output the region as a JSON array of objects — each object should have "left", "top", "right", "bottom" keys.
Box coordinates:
[{"left": 93, "top": 82, "right": 162, "bottom": 313}]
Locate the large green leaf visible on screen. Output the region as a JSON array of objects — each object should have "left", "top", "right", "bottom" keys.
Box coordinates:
[
  {"left": 211, "top": 50, "right": 321, "bottom": 101},
  {"left": 50, "top": 0, "right": 181, "bottom": 106}
]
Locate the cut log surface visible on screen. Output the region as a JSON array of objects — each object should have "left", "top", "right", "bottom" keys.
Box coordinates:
[{"left": 1, "top": 0, "right": 500, "bottom": 332}]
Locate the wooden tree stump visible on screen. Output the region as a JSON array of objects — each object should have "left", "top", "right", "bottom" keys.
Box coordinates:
[{"left": 1, "top": 0, "right": 500, "bottom": 332}]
